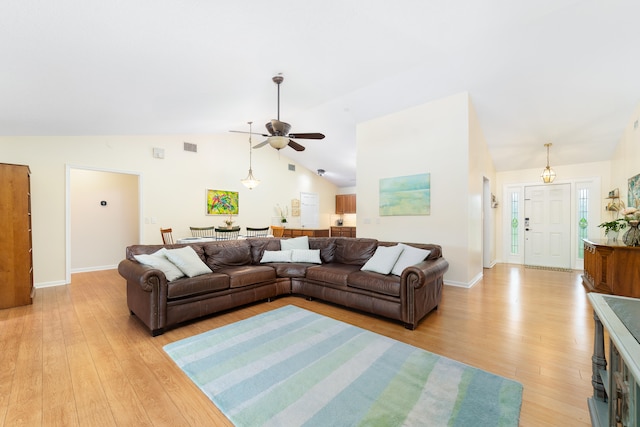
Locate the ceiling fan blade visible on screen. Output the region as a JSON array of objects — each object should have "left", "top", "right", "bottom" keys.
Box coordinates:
[
  {"left": 253, "top": 140, "right": 270, "bottom": 149},
  {"left": 229, "top": 130, "right": 270, "bottom": 137},
  {"left": 287, "top": 139, "right": 306, "bottom": 151},
  {"left": 288, "top": 132, "right": 325, "bottom": 140}
]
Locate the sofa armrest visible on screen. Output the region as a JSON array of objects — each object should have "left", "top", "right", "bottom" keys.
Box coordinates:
[
  {"left": 118, "top": 259, "right": 168, "bottom": 292},
  {"left": 400, "top": 257, "right": 449, "bottom": 329},
  {"left": 401, "top": 258, "right": 449, "bottom": 290}
]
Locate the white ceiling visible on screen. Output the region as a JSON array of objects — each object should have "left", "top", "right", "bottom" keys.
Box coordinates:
[{"left": 2, "top": 1, "right": 639, "bottom": 187}]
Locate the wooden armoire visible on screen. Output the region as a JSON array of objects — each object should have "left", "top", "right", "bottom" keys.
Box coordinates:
[{"left": 0, "top": 163, "right": 34, "bottom": 309}]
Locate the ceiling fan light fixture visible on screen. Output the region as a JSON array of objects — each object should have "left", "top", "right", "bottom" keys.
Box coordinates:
[
  {"left": 241, "top": 121, "right": 260, "bottom": 190},
  {"left": 540, "top": 143, "right": 556, "bottom": 184},
  {"left": 268, "top": 135, "right": 289, "bottom": 149}
]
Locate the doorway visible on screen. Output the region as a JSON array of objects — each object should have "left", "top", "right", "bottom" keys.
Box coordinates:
[
  {"left": 523, "top": 183, "right": 571, "bottom": 268},
  {"left": 66, "top": 166, "right": 141, "bottom": 282}
]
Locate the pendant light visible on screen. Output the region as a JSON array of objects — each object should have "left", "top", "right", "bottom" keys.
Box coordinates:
[
  {"left": 241, "top": 121, "right": 260, "bottom": 189},
  {"left": 541, "top": 143, "right": 556, "bottom": 184}
]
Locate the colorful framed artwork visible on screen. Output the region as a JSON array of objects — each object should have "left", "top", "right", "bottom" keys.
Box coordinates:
[
  {"left": 206, "top": 189, "right": 239, "bottom": 215},
  {"left": 379, "top": 173, "right": 431, "bottom": 216},
  {"left": 628, "top": 173, "right": 640, "bottom": 208}
]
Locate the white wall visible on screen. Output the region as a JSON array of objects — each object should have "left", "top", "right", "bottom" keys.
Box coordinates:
[
  {"left": 70, "top": 169, "right": 139, "bottom": 271},
  {"left": 1, "top": 134, "right": 337, "bottom": 287},
  {"left": 611, "top": 102, "right": 640, "bottom": 207},
  {"left": 356, "top": 92, "right": 494, "bottom": 286}
]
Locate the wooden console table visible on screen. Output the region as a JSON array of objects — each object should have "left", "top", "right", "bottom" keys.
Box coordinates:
[
  {"left": 582, "top": 239, "right": 640, "bottom": 298},
  {"left": 587, "top": 293, "right": 640, "bottom": 426}
]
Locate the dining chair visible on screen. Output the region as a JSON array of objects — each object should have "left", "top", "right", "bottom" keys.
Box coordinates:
[
  {"left": 245, "top": 226, "right": 270, "bottom": 237},
  {"left": 160, "top": 228, "right": 174, "bottom": 245},
  {"left": 215, "top": 226, "right": 240, "bottom": 240},
  {"left": 190, "top": 226, "right": 216, "bottom": 237},
  {"left": 270, "top": 225, "right": 285, "bottom": 237}
]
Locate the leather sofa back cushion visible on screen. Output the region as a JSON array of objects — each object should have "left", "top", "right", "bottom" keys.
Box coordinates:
[
  {"left": 334, "top": 238, "right": 378, "bottom": 265},
  {"left": 309, "top": 238, "right": 336, "bottom": 263},
  {"left": 249, "top": 238, "right": 283, "bottom": 264},
  {"left": 204, "top": 240, "right": 252, "bottom": 270}
]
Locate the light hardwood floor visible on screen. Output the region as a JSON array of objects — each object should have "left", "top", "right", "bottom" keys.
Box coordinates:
[{"left": 0, "top": 264, "right": 594, "bottom": 426}]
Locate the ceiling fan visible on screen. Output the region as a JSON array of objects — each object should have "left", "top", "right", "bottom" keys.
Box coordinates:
[{"left": 230, "top": 75, "right": 325, "bottom": 151}]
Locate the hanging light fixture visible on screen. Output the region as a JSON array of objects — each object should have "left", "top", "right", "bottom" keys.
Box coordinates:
[
  {"left": 241, "top": 121, "right": 260, "bottom": 189},
  {"left": 541, "top": 143, "right": 556, "bottom": 184}
]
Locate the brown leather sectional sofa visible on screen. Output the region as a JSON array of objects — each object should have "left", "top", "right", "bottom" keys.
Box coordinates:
[{"left": 118, "top": 237, "right": 449, "bottom": 336}]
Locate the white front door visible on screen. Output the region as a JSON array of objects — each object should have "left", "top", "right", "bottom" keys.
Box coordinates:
[{"left": 524, "top": 183, "right": 571, "bottom": 268}]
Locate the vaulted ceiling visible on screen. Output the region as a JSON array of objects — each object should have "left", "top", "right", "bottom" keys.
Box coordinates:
[{"left": 2, "top": 1, "right": 639, "bottom": 187}]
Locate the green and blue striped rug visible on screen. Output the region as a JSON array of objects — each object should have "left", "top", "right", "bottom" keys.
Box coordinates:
[{"left": 164, "top": 305, "right": 522, "bottom": 426}]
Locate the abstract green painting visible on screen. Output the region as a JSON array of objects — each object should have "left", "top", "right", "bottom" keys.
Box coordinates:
[
  {"left": 206, "top": 189, "right": 239, "bottom": 215},
  {"left": 379, "top": 173, "right": 430, "bottom": 216}
]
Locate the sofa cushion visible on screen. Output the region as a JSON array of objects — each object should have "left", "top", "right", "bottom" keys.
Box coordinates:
[
  {"left": 167, "top": 273, "right": 230, "bottom": 299},
  {"left": 216, "top": 265, "right": 276, "bottom": 288},
  {"left": 305, "top": 263, "right": 362, "bottom": 287},
  {"left": 291, "top": 249, "right": 321, "bottom": 264},
  {"left": 134, "top": 248, "right": 185, "bottom": 282},
  {"left": 334, "top": 238, "right": 378, "bottom": 265},
  {"left": 165, "top": 246, "right": 212, "bottom": 278},
  {"left": 269, "top": 262, "right": 311, "bottom": 278},
  {"left": 281, "top": 235, "right": 309, "bottom": 250},
  {"left": 204, "top": 240, "right": 252, "bottom": 270},
  {"left": 347, "top": 270, "right": 401, "bottom": 297},
  {"left": 260, "top": 250, "right": 292, "bottom": 263},
  {"left": 361, "top": 244, "right": 404, "bottom": 275},
  {"left": 391, "top": 243, "right": 431, "bottom": 276},
  {"left": 309, "top": 238, "right": 336, "bottom": 263},
  {"left": 248, "top": 238, "right": 282, "bottom": 264}
]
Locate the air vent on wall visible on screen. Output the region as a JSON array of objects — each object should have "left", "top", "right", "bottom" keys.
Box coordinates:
[
  {"left": 184, "top": 142, "right": 197, "bottom": 153},
  {"left": 288, "top": 164, "right": 296, "bottom": 171}
]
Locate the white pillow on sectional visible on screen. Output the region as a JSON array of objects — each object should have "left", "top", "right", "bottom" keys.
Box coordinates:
[
  {"left": 164, "top": 246, "right": 212, "bottom": 278},
  {"left": 291, "top": 249, "right": 321, "bottom": 264},
  {"left": 280, "top": 235, "right": 309, "bottom": 250},
  {"left": 260, "top": 250, "right": 292, "bottom": 263},
  {"left": 361, "top": 244, "right": 405, "bottom": 275},
  {"left": 391, "top": 243, "right": 431, "bottom": 276},
  {"left": 134, "top": 249, "right": 185, "bottom": 282}
]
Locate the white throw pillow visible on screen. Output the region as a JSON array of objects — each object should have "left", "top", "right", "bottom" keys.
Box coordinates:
[
  {"left": 164, "top": 246, "right": 212, "bottom": 278},
  {"left": 134, "top": 249, "right": 185, "bottom": 282},
  {"left": 280, "top": 235, "right": 309, "bottom": 250},
  {"left": 260, "top": 250, "right": 292, "bottom": 263},
  {"left": 291, "top": 249, "right": 322, "bottom": 264},
  {"left": 391, "top": 243, "right": 431, "bottom": 276},
  {"left": 361, "top": 245, "right": 405, "bottom": 275}
]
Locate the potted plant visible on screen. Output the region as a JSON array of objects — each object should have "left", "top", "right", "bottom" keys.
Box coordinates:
[
  {"left": 223, "top": 215, "right": 234, "bottom": 228},
  {"left": 597, "top": 219, "right": 626, "bottom": 241}
]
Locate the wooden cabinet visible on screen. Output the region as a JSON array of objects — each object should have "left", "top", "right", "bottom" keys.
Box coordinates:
[
  {"left": 335, "top": 194, "right": 356, "bottom": 214},
  {"left": 583, "top": 239, "right": 640, "bottom": 298},
  {"left": 281, "top": 228, "right": 330, "bottom": 238},
  {"left": 0, "top": 163, "right": 34, "bottom": 309},
  {"left": 330, "top": 226, "right": 356, "bottom": 237}
]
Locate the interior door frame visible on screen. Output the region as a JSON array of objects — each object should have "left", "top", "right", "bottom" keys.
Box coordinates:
[{"left": 65, "top": 164, "right": 143, "bottom": 283}]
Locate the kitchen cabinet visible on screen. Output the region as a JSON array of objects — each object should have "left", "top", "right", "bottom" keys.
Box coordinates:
[
  {"left": 335, "top": 194, "right": 356, "bottom": 214},
  {"left": 330, "top": 226, "right": 356, "bottom": 237}
]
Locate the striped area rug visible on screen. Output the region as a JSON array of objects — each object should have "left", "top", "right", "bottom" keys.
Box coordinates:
[{"left": 164, "top": 305, "right": 522, "bottom": 426}]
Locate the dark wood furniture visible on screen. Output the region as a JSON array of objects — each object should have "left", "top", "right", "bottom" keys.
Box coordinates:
[
  {"left": 214, "top": 227, "right": 240, "bottom": 240},
  {"left": 331, "top": 226, "right": 356, "bottom": 237},
  {"left": 0, "top": 163, "right": 34, "bottom": 309},
  {"left": 335, "top": 194, "right": 356, "bottom": 214},
  {"left": 281, "top": 228, "right": 330, "bottom": 237},
  {"left": 582, "top": 238, "right": 640, "bottom": 298}
]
